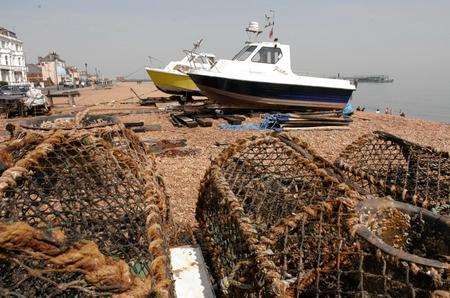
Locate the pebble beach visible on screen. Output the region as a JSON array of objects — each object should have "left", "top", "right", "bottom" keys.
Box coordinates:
[{"left": 2, "top": 82, "right": 449, "bottom": 226}]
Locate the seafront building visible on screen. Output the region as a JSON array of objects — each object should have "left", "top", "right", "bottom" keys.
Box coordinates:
[
  {"left": 66, "top": 66, "right": 80, "bottom": 85},
  {"left": 26, "top": 63, "right": 43, "bottom": 86},
  {"left": 0, "top": 27, "right": 27, "bottom": 85},
  {"left": 38, "top": 51, "right": 68, "bottom": 86}
]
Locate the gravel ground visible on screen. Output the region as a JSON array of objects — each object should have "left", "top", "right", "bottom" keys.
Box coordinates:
[{"left": 1, "top": 82, "right": 448, "bottom": 226}]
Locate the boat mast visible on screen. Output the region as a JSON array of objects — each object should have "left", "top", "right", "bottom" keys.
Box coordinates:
[
  {"left": 264, "top": 10, "right": 275, "bottom": 41},
  {"left": 245, "top": 10, "right": 276, "bottom": 44},
  {"left": 184, "top": 38, "right": 204, "bottom": 68}
]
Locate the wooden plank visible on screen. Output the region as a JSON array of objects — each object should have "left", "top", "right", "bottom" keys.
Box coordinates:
[
  {"left": 282, "top": 126, "right": 350, "bottom": 131},
  {"left": 196, "top": 118, "right": 213, "bottom": 127},
  {"left": 176, "top": 115, "right": 198, "bottom": 128},
  {"left": 214, "top": 141, "right": 229, "bottom": 147},
  {"left": 46, "top": 90, "right": 80, "bottom": 98},
  {"left": 140, "top": 99, "right": 157, "bottom": 106},
  {"left": 170, "top": 114, "right": 183, "bottom": 127},
  {"left": 89, "top": 107, "right": 159, "bottom": 116},
  {"left": 124, "top": 121, "right": 144, "bottom": 128},
  {"left": 170, "top": 246, "right": 215, "bottom": 298},
  {"left": 129, "top": 87, "right": 142, "bottom": 99},
  {"left": 287, "top": 110, "right": 340, "bottom": 116},
  {"left": 222, "top": 115, "right": 242, "bottom": 125},
  {"left": 144, "top": 138, "right": 188, "bottom": 154},
  {"left": 286, "top": 115, "right": 352, "bottom": 122},
  {"left": 280, "top": 120, "right": 349, "bottom": 127},
  {"left": 131, "top": 124, "right": 162, "bottom": 132}
]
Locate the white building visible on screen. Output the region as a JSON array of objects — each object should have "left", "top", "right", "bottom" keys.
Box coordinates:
[
  {"left": 38, "top": 52, "right": 67, "bottom": 86},
  {"left": 0, "top": 27, "right": 27, "bottom": 85}
]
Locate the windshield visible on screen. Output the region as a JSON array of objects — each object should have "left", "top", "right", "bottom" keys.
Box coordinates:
[
  {"left": 251, "top": 47, "right": 283, "bottom": 64},
  {"left": 232, "top": 46, "right": 257, "bottom": 61}
]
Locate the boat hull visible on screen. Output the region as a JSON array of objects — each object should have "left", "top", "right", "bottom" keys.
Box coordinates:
[
  {"left": 146, "top": 68, "right": 202, "bottom": 96},
  {"left": 189, "top": 73, "right": 354, "bottom": 110}
]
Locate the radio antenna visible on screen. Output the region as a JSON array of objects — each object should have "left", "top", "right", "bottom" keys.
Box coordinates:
[{"left": 264, "top": 10, "right": 275, "bottom": 40}]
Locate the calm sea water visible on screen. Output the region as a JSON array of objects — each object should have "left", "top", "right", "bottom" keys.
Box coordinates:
[{"left": 351, "top": 80, "right": 449, "bottom": 124}]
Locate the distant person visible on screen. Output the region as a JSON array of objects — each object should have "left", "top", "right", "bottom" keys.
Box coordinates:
[
  {"left": 376, "top": 108, "right": 380, "bottom": 114},
  {"left": 385, "top": 107, "right": 389, "bottom": 114}
]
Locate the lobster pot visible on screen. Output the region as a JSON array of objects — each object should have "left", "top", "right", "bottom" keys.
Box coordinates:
[
  {"left": 0, "top": 132, "right": 45, "bottom": 172},
  {"left": 0, "top": 129, "right": 173, "bottom": 296},
  {"left": 2, "top": 114, "right": 155, "bottom": 171},
  {"left": 263, "top": 199, "right": 449, "bottom": 297},
  {"left": 336, "top": 131, "right": 450, "bottom": 215},
  {"left": 1, "top": 113, "right": 168, "bottom": 219},
  {"left": 196, "top": 135, "right": 450, "bottom": 297}
]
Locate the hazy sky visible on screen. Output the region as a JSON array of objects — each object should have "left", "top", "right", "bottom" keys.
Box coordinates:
[{"left": 2, "top": 0, "right": 450, "bottom": 83}]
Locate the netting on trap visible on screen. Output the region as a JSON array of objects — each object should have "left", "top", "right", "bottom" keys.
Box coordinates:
[
  {"left": 335, "top": 131, "right": 450, "bottom": 215},
  {"left": 0, "top": 132, "right": 45, "bottom": 173},
  {"left": 196, "top": 134, "right": 450, "bottom": 297},
  {"left": 2, "top": 113, "right": 155, "bottom": 171},
  {"left": 0, "top": 123, "right": 173, "bottom": 296}
]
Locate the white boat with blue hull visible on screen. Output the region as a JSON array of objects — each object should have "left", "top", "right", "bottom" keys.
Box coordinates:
[{"left": 189, "top": 39, "right": 356, "bottom": 110}]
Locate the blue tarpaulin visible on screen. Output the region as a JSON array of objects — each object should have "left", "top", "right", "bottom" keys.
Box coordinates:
[
  {"left": 219, "top": 114, "right": 284, "bottom": 131},
  {"left": 343, "top": 103, "right": 354, "bottom": 117}
]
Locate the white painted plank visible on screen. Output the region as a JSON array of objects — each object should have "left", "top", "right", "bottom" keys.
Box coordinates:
[{"left": 170, "top": 245, "right": 215, "bottom": 298}]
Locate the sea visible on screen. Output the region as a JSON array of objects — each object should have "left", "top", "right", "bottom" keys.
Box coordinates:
[{"left": 351, "top": 80, "right": 449, "bottom": 124}]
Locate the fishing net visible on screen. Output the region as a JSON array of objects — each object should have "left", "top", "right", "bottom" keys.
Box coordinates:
[
  {"left": 0, "top": 113, "right": 173, "bottom": 297},
  {"left": 196, "top": 134, "right": 450, "bottom": 297},
  {"left": 335, "top": 131, "right": 450, "bottom": 215}
]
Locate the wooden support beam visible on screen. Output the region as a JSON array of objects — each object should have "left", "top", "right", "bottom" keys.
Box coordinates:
[
  {"left": 196, "top": 118, "right": 213, "bottom": 127},
  {"left": 131, "top": 124, "right": 162, "bottom": 132}
]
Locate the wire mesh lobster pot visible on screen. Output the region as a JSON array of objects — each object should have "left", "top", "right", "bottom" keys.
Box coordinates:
[
  {"left": 1, "top": 113, "right": 156, "bottom": 172},
  {"left": 335, "top": 131, "right": 450, "bottom": 215},
  {"left": 196, "top": 134, "right": 450, "bottom": 297},
  {"left": 0, "top": 116, "right": 173, "bottom": 297}
]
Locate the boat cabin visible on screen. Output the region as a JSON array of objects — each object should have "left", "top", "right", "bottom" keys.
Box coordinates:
[
  {"left": 168, "top": 53, "right": 216, "bottom": 73},
  {"left": 230, "top": 42, "right": 293, "bottom": 74}
]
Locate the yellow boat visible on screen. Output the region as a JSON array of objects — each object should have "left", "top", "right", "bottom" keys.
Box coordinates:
[
  {"left": 146, "top": 68, "right": 200, "bottom": 95},
  {"left": 145, "top": 52, "right": 215, "bottom": 97}
]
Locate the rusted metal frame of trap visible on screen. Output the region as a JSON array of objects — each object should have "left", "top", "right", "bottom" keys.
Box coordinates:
[
  {"left": 0, "top": 130, "right": 173, "bottom": 296},
  {"left": 335, "top": 131, "right": 449, "bottom": 209}
]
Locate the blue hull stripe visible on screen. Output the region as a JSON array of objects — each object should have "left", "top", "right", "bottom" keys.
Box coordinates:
[{"left": 189, "top": 74, "right": 353, "bottom": 105}]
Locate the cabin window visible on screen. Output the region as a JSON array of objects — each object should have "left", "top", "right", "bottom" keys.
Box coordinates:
[
  {"left": 232, "top": 46, "right": 257, "bottom": 61},
  {"left": 251, "top": 47, "right": 282, "bottom": 64},
  {"left": 174, "top": 64, "right": 190, "bottom": 73},
  {"left": 193, "top": 57, "right": 206, "bottom": 64}
]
